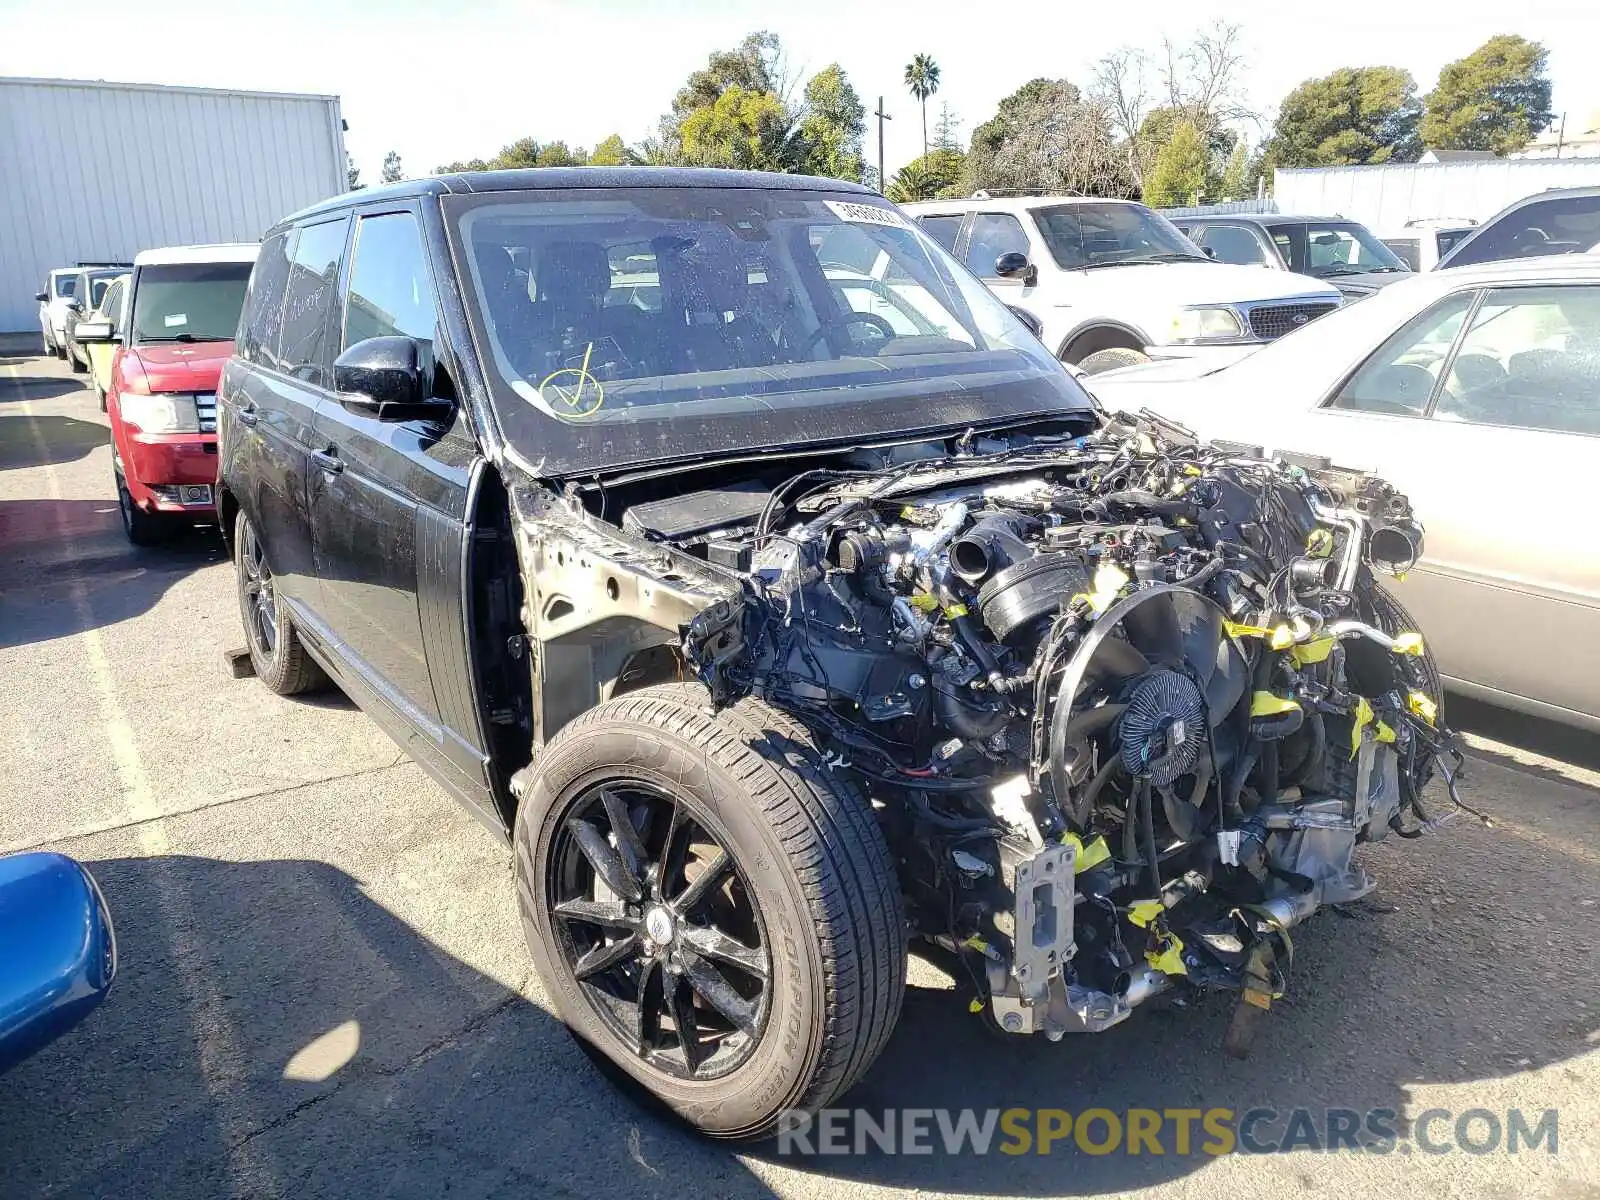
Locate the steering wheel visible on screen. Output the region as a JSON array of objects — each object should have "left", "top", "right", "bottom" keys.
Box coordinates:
[{"left": 801, "top": 312, "right": 897, "bottom": 355}]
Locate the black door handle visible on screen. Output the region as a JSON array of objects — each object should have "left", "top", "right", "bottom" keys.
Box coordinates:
[
  {"left": 312, "top": 448, "right": 344, "bottom": 474},
  {"left": 236, "top": 403, "right": 259, "bottom": 428}
]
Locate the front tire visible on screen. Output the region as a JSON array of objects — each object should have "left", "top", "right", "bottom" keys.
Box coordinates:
[
  {"left": 234, "top": 509, "right": 328, "bottom": 695},
  {"left": 1076, "top": 346, "right": 1151, "bottom": 374},
  {"left": 115, "top": 467, "right": 177, "bottom": 546},
  {"left": 514, "top": 683, "right": 907, "bottom": 1140},
  {"left": 69, "top": 344, "right": 87, "bottom": 373}
]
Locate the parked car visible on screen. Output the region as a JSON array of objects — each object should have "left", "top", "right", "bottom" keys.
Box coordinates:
[
  {"left": 219, "top": 169, "right": 1446, "bottom": 1138},
  {"left": 74, "top": 244, "right": 257, "bottom": 544},
  {"left": 1380, "top": 219, "right": 1478, "bottom": 272},
  {"left": 35, "top": 267, "right": 81, "bottom": 357},
  {"left": 1088, "top": 255, "right": 1600, "bottom": 731},
  {"left": 63, "top": 267, "right": 130, "bottom": 374},
  {"left": 1171, "top": 213, "right": 1410, "bottom": 298},
  {"left": 900, "top": 195, "right": 1342, "bottom": 373},
  {"left": 0, "top": 851, "right": 117, "bottom": 1074},
  {"left": 1437, "top": 185, "right": 1600, "bottom": 269},
  {"left": 83, "top": 272, "right": 130, "bottom": 410}
]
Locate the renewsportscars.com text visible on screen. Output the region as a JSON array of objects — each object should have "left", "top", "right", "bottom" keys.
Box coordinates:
[{"left": 775, "top": 1107, "right": 1559, "bottom": 1157}]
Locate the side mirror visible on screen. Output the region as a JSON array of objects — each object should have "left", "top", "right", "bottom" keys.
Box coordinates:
[
  {"left": 994, "top": 251, "right": 1038, "bottom": 286},
  {"left": 35, "top": 291, "right": 49, "bottom": 302},
  {"left": 1005, "top": 304, "right": 1044, "bottom": 339},
  {"left": 0, "top": 852, "right": 116, "bottom": 1073},
  {"left": 333, "top": 336, "right": 449, "bottom": 420},
  {"left": 1203, "top": 246, "right": 1218, "bottom": 260},
  {"left": 73, "top": 320, "right": 117, "bottom": 343}
]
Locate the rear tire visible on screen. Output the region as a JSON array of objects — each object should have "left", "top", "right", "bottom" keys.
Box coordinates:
[
  {"left": 69, "top": 345, "right": 87, "bottom": 373},
  {"left": 514, "top": 683, "right": 907, "bottom": 1140},
  {"left": 234, "top": 509, "right": 328, "bottom": 695},
  {"left": 1077, "top": 347, "right": 1151, "bottom": 374}
]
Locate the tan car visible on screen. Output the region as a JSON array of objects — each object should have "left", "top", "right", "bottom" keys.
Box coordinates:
[
  {"left": 1088, "top": 255, "right": 1600, "bottom": 732},
  {"left": 84, "top": 272, "right": 129, "bottom": 411}
]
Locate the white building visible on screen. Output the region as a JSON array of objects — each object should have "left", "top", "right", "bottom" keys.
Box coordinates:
[{"left": 1515, "top": 111, "right": 1600, "bottom": 160}]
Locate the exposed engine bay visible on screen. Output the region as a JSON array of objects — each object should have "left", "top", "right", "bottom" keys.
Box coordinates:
[{"left": 657, "top": 410, "right": 1470, "bottom": 1051}]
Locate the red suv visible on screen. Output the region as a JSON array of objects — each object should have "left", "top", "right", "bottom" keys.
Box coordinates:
[{"left": 76, "top": 244, "right": 258, "bottom": 544}]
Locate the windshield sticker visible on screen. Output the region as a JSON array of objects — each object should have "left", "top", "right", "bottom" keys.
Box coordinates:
[
  {"left": 537, "top": 342, "right": 606, "bottom": 418},
  {"left": 164, "top": 313, "right": 188, "bottom": 328},
  {"left": 825, "top": 200, "right": 910, "bottom": 229}
]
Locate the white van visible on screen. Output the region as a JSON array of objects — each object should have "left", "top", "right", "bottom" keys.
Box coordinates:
[{"left": 902, "top": 195, "right": 1342, "bottom": 372}]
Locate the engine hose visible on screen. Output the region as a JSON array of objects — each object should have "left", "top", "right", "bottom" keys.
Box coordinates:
[
  {"left": 1140, "top": 779, "right": 1161, "bottom": 893},
  {"left": 1077, "top": 751, "right": 1124, "bottom": 828},
  {"left": 1173, "top": 556, "right": 1226, "bottom": 591},
  {"left": 1281, "top": 710, "right": 1326, "bottom": 788},
  {"left": 1099, "top": 489, "right": 1198, "bottom": 520}
]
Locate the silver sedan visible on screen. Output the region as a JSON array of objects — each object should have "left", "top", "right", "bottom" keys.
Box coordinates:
[{"left": 1088, "top": 255, "right": 1600, "bottom": 732}]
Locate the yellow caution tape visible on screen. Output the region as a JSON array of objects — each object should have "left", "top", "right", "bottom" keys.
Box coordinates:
[
  {"left": 1305, "top": 528, "right": 1335, "bottom": 558},
  {"left": 1289, "top": 635, "right": 1336, "bottom": 667},
  {"left": 1126, "top": 899, "right": 1164, "bottom": 928},
  {"left": 1083, "top": 563, "right": 1129, "bottom": 614},
  {"left": 1148, "top": 932, "right": 1188, "bottom": 977},
  {"left": 1391, "top": 632, "right": 1426, "bottom": 657},
  {"left": 1059, "top": 832, "right": 1112, "bottom": 872},
  {"left": 969, "top": 997, "right": 986, "bottom": 1013},
  {"left": 909, "top": 592, "right": 939, "bottom": 612},
  {"left": 1408, "top": 690, "right": 1438, "bottom": 726},
  {"left": 945, "top": 603, "right": 970, "bottom": 618},
  {"left": 1224, "top": 619, "right": 1296, "bottom": 650},
  {"left": 1350, "top": 696, "right": 1374, "bottom": 757},
  {"left": 1251, "top": 691, "right": 1301, "bottom": 717},
  {"left": 1375, "top": 720, "right": 1397, "bottom": 744}
]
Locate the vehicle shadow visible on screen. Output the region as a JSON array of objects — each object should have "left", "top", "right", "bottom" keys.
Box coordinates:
[
  {"left": 0, "top": 376, "right": 85, "bottom": 403},
  {"left": 0, "top": 854, "right": 781, "bottom": 1200},
  {"left": 750, "top": 768, "right": 1600, "bottom": 1193},
  {"left": 0, "top": 412, "right": 105, "bottom": 469},
  {"left": 0, "top": 499, "right": 226, "bottom": 649},
  {"left": 1448, "top": 693, "right": 1600, "bottom": 778}
]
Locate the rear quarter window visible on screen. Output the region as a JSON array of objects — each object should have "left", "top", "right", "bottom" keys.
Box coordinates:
[{"left": 239, "top": 230, "right": 293, "bottom": 368}]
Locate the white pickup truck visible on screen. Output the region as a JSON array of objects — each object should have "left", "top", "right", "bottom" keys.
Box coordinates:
[{"left": 902, "top": 195, "right": 1342, "bottom": 373}]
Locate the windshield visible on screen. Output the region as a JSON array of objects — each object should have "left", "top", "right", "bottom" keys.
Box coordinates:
[
  {"left": 131, "top": 262, "right": 253, "bottom": 344},
  {"left": 1442, "top": 195, "right": 1600, "bottom": 268},
  {"left": 1266, "top": 221, "right": 1408, "bottom": 277},
  {"left": 1031, "top": 202, "right": 1206, "bottom": 269},
  {"left": 449, "top": 187, "right": 1092, "bottom": 477}
]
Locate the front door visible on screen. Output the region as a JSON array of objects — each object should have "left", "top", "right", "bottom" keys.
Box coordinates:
[{"left": 308, "top": 205, "right": 473, "bottom": 742}]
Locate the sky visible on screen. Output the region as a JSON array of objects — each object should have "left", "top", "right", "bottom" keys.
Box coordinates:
[{"left": 4, "top": 0, "right": 1600, "bottom": 182}]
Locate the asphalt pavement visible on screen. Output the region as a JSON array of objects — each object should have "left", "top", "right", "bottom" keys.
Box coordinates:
[{"left": 1, "top": 347, "right": 1597, "bottom": 1199}]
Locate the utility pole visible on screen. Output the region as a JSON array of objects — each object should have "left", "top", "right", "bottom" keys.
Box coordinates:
[
  {"left": 1555, "top": 112, "right": 1567, "bottom": 159},
  {"left": 874, "top": 96, "right": 892, "bottom": 193}
]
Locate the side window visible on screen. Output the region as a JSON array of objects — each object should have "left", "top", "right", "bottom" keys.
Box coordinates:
[
  {"left": 1446, "top": 196, "right": 1600, "bottom": 267},
  {"left": 965, "top": 213, "right": 1031, "bottom": 277},
  {"left": 1328, "top": 293, "right": 1475, "bottom": 416},
  {"left": 1383, "top": 239, "right": 1422, "bottom": 272},
  {"left": 343, "top": 212, "right": 439, "bottom": 372},
  {"left": 1200, "top": 225, "right": 1270, "bottom": 267},
  {"left": 103, "top": 281, "right": 124, "bottom": 325},
  {"left": 916, "top": 214, "right": 963, "bottom": 253},
  {"left": 276, "top": 218, "right": 349, "bottom": 384},
  {"left": 1436, "top": 285, "right": 1600, "bottom": 436},
  {"left": 238, "top": 229, "right": 293, "bottom": 368}
]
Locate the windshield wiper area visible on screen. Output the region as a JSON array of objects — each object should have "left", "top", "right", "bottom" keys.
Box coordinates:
[
  {"left": 138, "top": 333, "right": 230, "bottom": 343},
  {"left": 1081, "top": 253, "right": 1209, "bottom": 269}
]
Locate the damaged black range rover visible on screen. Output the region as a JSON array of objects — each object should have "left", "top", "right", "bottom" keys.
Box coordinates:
[{"left": 218, "top": 169, "right": 1463, "bottom": 1140}]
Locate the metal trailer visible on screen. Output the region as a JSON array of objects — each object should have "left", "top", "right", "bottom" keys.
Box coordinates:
[
  {"left": 1271, "top": 159, "right": 1600, "bottom": 238},
  {"left": 0, "top": 76, "right": 346, "bottom": 332}
]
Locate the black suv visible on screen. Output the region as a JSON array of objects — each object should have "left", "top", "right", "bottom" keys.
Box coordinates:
[{"left": 220, "top": 169, "right": 1444, "bottom": 1140}]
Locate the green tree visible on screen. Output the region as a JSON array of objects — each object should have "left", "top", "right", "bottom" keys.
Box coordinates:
[
  {"left": 673, "top": 31, "right": 783, "bottom": 118},
  {"left": 380, "top": 150, "right": 404, "bottom": 184},
  {"left": 1143, "top": 119, "right": 1208, "bottom": 206},
  {"left": 932, "top": 102, "right": 962, "bottom": 152},
  {"left": 1218, "top": 142, "right": 1251, "bottom": 200},
  {"left": 801, "top": 63, "right": 866, "bottom": 180},
  {"left": 681, "top": 86, "right": 810, "bottom": 172},
  {"left": 885, "top": 149, "right": 965, "bottom": 202},
  {"left": 589, "top": 134, "right": 634, "bottom": 166},
  {"left": 345, "top": 153, "right": 363, "bottom": 190},
  {"left": 903, "top": 53, "right": 942, "bottom": 159},
  {"left": 1421, "top": 34, "right": 1554, "bottom": 154},
  {"left": 964, "top": 79, "right": 1132, "bottom": 198},
  {"left": 536, "top": 141, "right": 587, "bottom": 167},
  {"left": 1263, "top": 67, "right": 1422, "bottom": 168}
]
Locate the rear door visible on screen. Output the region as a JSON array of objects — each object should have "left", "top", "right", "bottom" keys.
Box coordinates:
[
  {"left": 223, "top": 218, "right": 350, "bottom": 613},
  {"left": 309, "top": 203, "right": 479, "bottom": 769}
]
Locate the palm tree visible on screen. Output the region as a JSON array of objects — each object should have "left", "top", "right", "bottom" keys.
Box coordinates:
[{"left": 903, "top": 54, "right": 942, "bottom": 160}]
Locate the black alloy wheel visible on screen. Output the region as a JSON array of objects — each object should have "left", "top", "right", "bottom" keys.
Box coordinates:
[
  {"left": 548, "top": 779, "right": 770, "bottom": 1080},
  {"left": 239, "top": 520, "right": 278, "bottom": 659}
]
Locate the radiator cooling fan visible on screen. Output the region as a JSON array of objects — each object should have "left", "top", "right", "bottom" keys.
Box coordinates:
[{"left": 1048, "top": 584, "right": 1249, "bottom": 816}]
